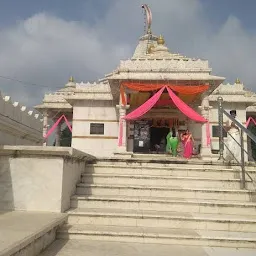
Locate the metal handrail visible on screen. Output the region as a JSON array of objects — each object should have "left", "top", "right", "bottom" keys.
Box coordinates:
[
  {"left": 224, "top": 129, "right": 248, "bottom": 156},
  {"left": 223, "top": 109, "right": 256, "bottom": 143},
  {"left": 221, "top": 130, "right": 254, "bottom": 182},
  {"left": 217, "top": 97, "right": 256, "bottom": 189}
]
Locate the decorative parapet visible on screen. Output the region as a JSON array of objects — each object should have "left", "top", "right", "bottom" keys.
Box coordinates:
[
  {"left": 117, "top": 58, "right": 211, "bottom": 72},
  {"left": 209, "top": 83, "right": 256, "bottom": 104},
  {"left": 212, "top": 83, "right": 245, "bottom": 95},
  {"left": 246, "top": 104, "right": 256, "bottom": 112},
  {"left": 76, "top": 82, "right": 111, "bottom": 93},
  {"left": 0, "top": 90, "right": 43, "bottom": 133},
  {"left": 64, "top": 81, "right": 113, "bottom": 101},
  {"left": 43, "top": 93, "right": 74, "bottom": 103}
]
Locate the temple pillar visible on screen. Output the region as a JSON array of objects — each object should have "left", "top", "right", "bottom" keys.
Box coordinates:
[
  {"left": 116, "top": 104, "right": 130, "bottom": 152},
  {"left": 199, "top": 93, "right": 212, "bottom": 160},
  {"left": 43, "top": 110, "right": 48, "bottom": 146}
]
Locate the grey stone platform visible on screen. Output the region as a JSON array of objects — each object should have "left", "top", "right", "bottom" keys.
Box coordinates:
[
  {"left": 40, "top": 239, "right": 256, "bottom": 256},
  {"left": 0, "top": 211, "right": 66, "bottom": 256}
]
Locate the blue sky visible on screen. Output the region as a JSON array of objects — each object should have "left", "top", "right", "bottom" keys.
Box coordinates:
[
  {"left": 1, "top": 0, "right": 256, "bottom": 29},
  {"left": 0, "top": 0, "right": 256, "bottom": 107}
]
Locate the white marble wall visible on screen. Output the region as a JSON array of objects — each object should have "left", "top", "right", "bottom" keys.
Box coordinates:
[
  {"left": 71, "top": 100, "right": 119, "bottom": 157},
  {"left": 69, "top": 95, "right": 251, "bottom": 160},
  {"left": 0, "top": 91, "right": 43, "bottom": 145},
  {"left": 0, "top": 146, "right": 94, "bottom": 212}
]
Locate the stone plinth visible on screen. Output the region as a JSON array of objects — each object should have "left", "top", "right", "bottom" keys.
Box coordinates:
[{"left": 0, "top": 146, "right": 95, "bottom": 212}]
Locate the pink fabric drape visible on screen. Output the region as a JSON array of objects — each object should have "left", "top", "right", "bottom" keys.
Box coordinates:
[
  {"left": 206, "top": 122, "right": 211, "bottom": 146},
  {"left": 118, "top": 117, "right": 124, "bottom": 146},
  {"left": 246, "top": 117, "right": 256, "bottom": 128},
  {"left": 118, "top": 87, "right": 165, "bottom": 146},
  {"left": 166, "top": 87, "right": 210, "bottom": 146},
  {"left": 125, "top": 87, "right": 166, "bottom": 120},
  {"left": 166, "top": 87, "right": 207, "bottom": 123},
  {"left": 118, "top": 86, "right": 211, "bottom": 147},
  {"left": 44, "top": 114, "right": 72, "bottom": 139}
]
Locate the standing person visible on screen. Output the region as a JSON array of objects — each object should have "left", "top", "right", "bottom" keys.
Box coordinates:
[
  {"left": 181, "top": 129, "right": 194, "bottom": 159},
  {"left": 166, "top": 127, "right": 179, "bottom": 156},
  {"left": 224, "top": 110, "right": 241, "bottom": 163}
]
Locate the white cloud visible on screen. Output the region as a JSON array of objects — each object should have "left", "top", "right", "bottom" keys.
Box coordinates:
[{"left": 0, "top": 0, "right": 256, "bottom": 107}]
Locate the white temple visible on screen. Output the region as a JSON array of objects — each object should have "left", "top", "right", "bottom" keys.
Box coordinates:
[
  {"left": 2, "top": 6, "right": 256, "bottom": 254},
  {"left": 35, "top": 9, "right": 256, "bottom": 161}
]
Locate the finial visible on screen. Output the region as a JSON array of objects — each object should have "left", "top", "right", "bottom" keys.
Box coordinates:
[
  {"left": 142, "top": 4, "right": 152, "bottom": 35},
  {"left": 69, "top": 76, "right": 74, "bottom": 82},
  {"left": 235, "top": 78, "right": 241, "bottom": 84},
  {"left": 157, "top": 35, "right": 165, "bottom": 45},
  {"left": 65, "top": 76, "right": 76, "bottom": 87}
]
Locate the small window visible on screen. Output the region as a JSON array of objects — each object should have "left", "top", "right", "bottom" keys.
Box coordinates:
[
  {"left": 90, "top": 123, "right": 104, "bottom": 135},
  {"left": 212, "top": 125, "right": 227, "bottom": 138}
]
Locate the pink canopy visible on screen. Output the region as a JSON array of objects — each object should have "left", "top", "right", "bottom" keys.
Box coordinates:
[
  {"left": 124, "top": 87, "right": 165, "bottom": 120},
  {"left": 166, "top": 87, "right": 207, "bottom": 123},
  {"left": 118, "top": 86, "right": 210, "bottom": 146}
]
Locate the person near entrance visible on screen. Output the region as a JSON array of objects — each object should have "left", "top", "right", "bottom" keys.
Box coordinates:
[
  {"left": 224, "top": 110, "right": 241, "bottom": 163},
  {"left": 181, "top": 129, "right": 194, "bottom": 159},
  {"left": 166, "top": 127, "right": 179, "bottom": 156}
]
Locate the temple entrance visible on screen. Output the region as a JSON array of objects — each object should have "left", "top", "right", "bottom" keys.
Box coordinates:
[
  {"left": 133, "top": 119, "right": 172, "bottom": 154},
  {"left": 122, "top": 82, "right": 209, "bottom": 156},
  {"left": 150, "top": 127, "right": 169, "bottom": 153}
]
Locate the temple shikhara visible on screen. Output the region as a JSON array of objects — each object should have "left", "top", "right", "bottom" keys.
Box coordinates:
[{"left": 34, "top": 5, "right": 256, "bottom": 161}]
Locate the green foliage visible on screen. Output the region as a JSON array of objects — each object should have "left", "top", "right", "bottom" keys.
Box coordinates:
[{"left": 60, "top": 126, "right": 72, "bottom": 147}]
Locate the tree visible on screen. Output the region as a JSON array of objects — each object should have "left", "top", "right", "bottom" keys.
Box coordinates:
[
  {"left": 60, "top": 126, "right": 72, "bottom": 147},
  {"left": 248, "top": 124, "right": 256, "bottom": 161}
]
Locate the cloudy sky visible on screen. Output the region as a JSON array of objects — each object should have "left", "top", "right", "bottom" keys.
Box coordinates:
[{"left": 1, "top": 0, "right": 256, "bottom": 107}]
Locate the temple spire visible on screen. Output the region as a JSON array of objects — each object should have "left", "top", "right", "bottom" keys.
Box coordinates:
[
  {"left": 142, "top": 4, "right": 152, "bottom": 34},
  {"left": 235, "top": 78, "right": 241, "bottom": 84}
]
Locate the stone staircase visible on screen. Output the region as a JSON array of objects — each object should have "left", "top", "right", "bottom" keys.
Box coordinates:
[{"left": 57, "top": 156, "right": 256, "bottom": 248}]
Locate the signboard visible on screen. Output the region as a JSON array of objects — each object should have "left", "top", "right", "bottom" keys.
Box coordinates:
[{"left": 133, "top": 120, "right": 151, "bottom": 153}]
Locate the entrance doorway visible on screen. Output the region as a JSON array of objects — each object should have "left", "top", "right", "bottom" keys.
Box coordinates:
[{"left": 150, "top": 127, "right": 169, "bottom": 153}]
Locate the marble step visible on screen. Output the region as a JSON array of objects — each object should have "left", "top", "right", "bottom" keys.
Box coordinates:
[
  {"left": 76, "top": 183, "right": 256, "bottom": 202},
  {"left": 71, "top": 195, "right": 256, "bottom": 215},
  {"left": 81, "top": 173, "right": 253, "bottom": 189},
  {"left": 57, "top": 224, "right": 256, "bottom": 248},
  {"left": 93, "top": 158, "right": 231, "bottom": 169},
  {"left": 38, "top": 239, "right": 256, "bottom": 256},
  {"left": 85, "top": 164, "right": 240, "bottom": 179},
  {"left": 0, "top": 211, "right": 67, "bottom": 256},
  {"left": 94, "top": 157, "right": 256, "bottom": 171},
  {"left": 66, "top": 208, "right": 256, "bottom": 232}
]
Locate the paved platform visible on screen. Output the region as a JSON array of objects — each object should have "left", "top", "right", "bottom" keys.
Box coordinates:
[
  {"left": 40, "top": 239, "right": 256, "bottom": 256},
  {"left": 0, "top": 211, "right": 67, "bottom": 256}
]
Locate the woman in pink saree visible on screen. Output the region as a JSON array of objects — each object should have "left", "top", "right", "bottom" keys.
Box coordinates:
[{"left": 181, "top": 129, "right": 194, "bottom": 159}]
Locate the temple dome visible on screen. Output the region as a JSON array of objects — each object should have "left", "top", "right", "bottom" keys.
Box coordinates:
[
  {"left": 132, "top": 34, "right": 185, "bottom": 60},
  {"left": 65, "top": 76, "right": 76, "bottom": 88}
]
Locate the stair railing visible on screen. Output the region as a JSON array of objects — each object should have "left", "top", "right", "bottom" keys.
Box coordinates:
[{"left": 217, "top": 97, "right": 256, "bottom": 189}]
